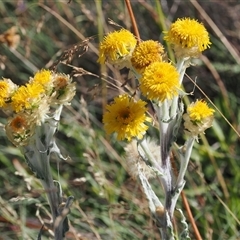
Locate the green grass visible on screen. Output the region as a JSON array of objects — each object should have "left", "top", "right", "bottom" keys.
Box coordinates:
[{"left": 0, "top": 1, "right": 240, "bottom": 239}]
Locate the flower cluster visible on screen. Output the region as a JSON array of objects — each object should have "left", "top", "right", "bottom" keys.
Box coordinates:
[
  {"left": 0, "top": 69, "right": 76, "bottom": 146},
  {"left": 98, "top": 17, "right": 215, "bottom": 239},
  {"left": 99, "top": 19, "right": 213, "bottom": 141}
]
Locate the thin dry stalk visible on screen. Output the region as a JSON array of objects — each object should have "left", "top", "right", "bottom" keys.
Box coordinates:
[
  {"left": 124, "top": 0, "right": 141, "bottom": 43},
  {"left": 181, "top": 191, "right": 202, "bottom": 240}
]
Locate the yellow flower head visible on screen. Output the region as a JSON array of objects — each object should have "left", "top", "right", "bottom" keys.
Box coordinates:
[
  {"left": 98, "top": 29, "right": 137, "bottom": 68},
  {"left": 11, "top": 82, "right": 45, "bottom": 113},
  {"left": 29, "top": 69, "right": 54, "bottom": 97},
  {"left": 0, "top": 78, "right": 18, "bottom": 108},
  {"left": 164, "top": 18, "right": 211, "bottom": 58},
  {"left": 139, "top": 62, "right": 180, "bottom": 102},
  {"left": 131, "top": 40, "right": 164, "bottom": 73},
  {"left": 183, "top": 100, "right": 215, "bottom": 136},
  {"left": 103, "top": 94, "right": 151, "bottom": 141},
  {"left": 188, "top": 100, "right": 215, "bottom": 122},
  {"left": 5, "top": 113, "right": 35, "bottom": 146},
  {"left": 32, "top": 69, "right": 51, "bottom": 86}
]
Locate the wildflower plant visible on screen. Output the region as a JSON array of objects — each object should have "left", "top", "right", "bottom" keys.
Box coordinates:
[
  {"left": 0, "top": 69, "right": 75, "bottom": 239},
  {"left": 100, "top": 17, "right": 214, "bottom": 239}
]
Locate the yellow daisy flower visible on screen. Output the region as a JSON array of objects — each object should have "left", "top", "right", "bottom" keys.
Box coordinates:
[
  {"left": 0, "top": 78, "right": 18, "bottom": 108},
  {"left": 32, "top": 69, "right": 51, "bottom": 86},
  {"left": 98, "top": 29, "right": 137, "bottom": 68},
  {"left": 164, "top": 18, "right": 211, "bottom": 58},
  {"left": 139, "top": 62, "right": 180, "bottom": 102},
  {"left": 29, "top": 69, "right": 54, "bottom": 96},
  {"left": 0, "top": 81, "right": 9, "bottom": 107},
  {"left": 131, "top": 40, "right": 164, "bottom": 73},
  {"left": 103, "top": 94, "right": 151, "bottom": 141},
  {"left": 11, "top": 82, "right": 45, "bottom": 113},
  {"left": 183, "top": 100, "right": 215, "bottom": 136},
  {"left": 188, "top": 100, "right": 214, "bottom": 122}
]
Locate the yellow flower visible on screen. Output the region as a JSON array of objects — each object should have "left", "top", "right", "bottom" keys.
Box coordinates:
[
  {"left": 139, "top": 62, "right": 180, "bottom": 102},
  {"left": 32, "top": 69, "right": 51, "bottom": 86},
  {"left": 11, "top": 82, "right": 45, "bottom": 113},
  {"left": 188, "top": 100, "right": 215, "bottom": 122},
  {"left": 131, "top": 40, "right": 164, "bottom": 73},
  {"left": 0, "top": 78, "right": 18, "bottom": 108},
  {"left": 103, "top": 94, "right": 151, "bottom": 141},
  {"left": 183, "top": 100, "right": 215, "bottom": 136},
  {"left": 29, "top": 69, "right": 54, "bottom": 96},
  {"left": 0, "top": 81, "right": 9, "bottom": 107},
  {"left": 98, "top": 29, "right": 137, "bottom": 68},
  {"left": 164, "top": 18, "right": 211, "bottom": 58}
]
